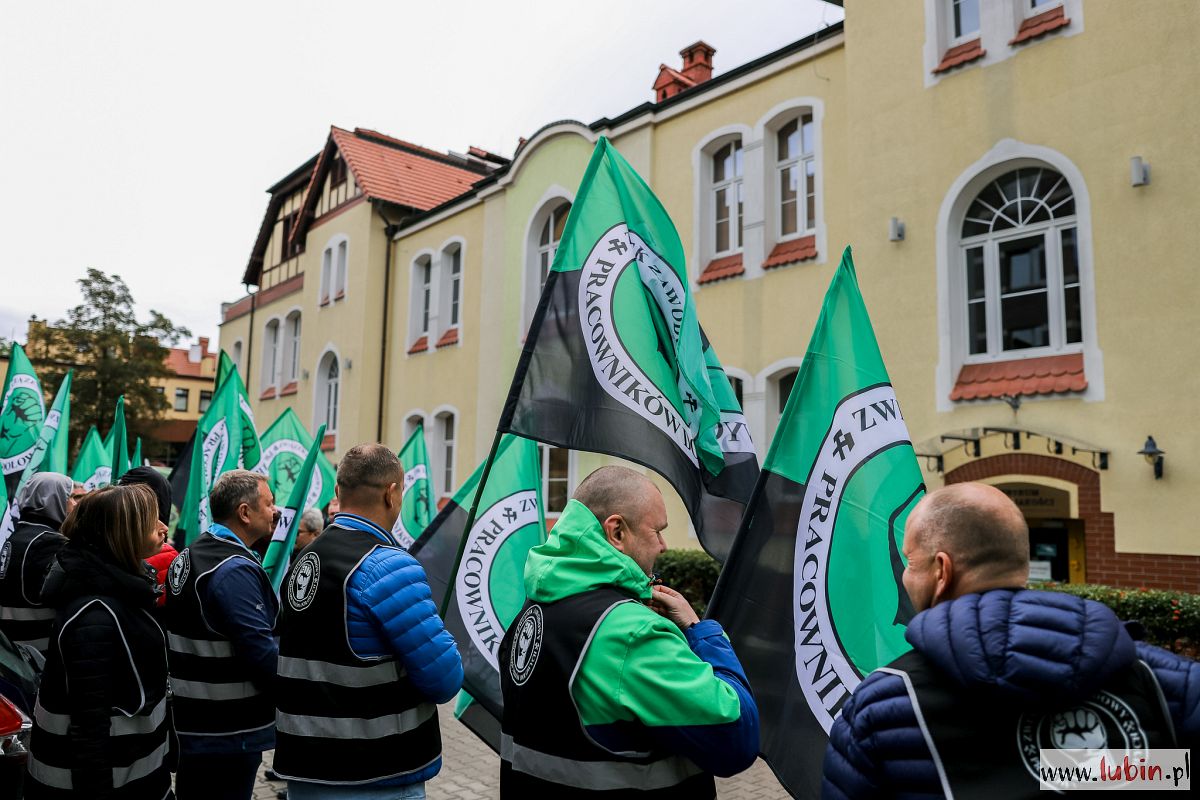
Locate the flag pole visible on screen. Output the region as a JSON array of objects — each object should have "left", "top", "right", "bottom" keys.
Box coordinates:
[{"left": 437, "top": 427, "right": 504, "bottom": 618}]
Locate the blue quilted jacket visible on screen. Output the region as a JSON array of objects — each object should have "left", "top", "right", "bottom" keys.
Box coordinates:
[
  {"left": 339, "top": 513, "right": 464, "bottom": 786},
  {"left": 822, "top": 589, "right": 1200, "bottom": 799}
]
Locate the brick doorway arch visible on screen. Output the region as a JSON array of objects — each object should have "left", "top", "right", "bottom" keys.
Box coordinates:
[{"left": 944, "top": 453, "right": 1200, "bottom": 590}]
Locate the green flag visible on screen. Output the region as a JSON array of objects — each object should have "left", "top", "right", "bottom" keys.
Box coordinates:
[
  {"left": 708, "top": 247, "right": 926, "bottom": 798},
  {"left": 497, "top": 136, "right": 757, "bottom": 561},
  {"left": 254, "top": 408, "right": 335, "bottom": 513},
  {"left": 14, "top": 370, "right": 73, "bottom": 499},
  {"left": 110, "top": 395, "right": 130, "bottom": 481},
  {"left": 0, "top": 343, "right": 47, "bottom": 480},
  {"left": 262, "top": 423, "right": 326, "bottom": 592},
  {"left": 392, "top": 423, "right": 433, "bottom": 548},
  {"left": 71, "top": 425, "right": 112, "bottom": 490},
  {"left": 131, "top": 437, "right": 143, "bottom": 468},
  {"left": 409, "top": 434, "right": 545, "bottom": 751},
  {"left": 0, "top": 467, "right": 15, "bottom": 552},
  {"left": 216, "top": 350, "right": 236, "bottom": 391},
  {"left": 178, "top": 369, "right": 261, "bottom": 545}
]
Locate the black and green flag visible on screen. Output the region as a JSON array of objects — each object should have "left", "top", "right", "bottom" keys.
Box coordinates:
[
  {"left": 708, "top": 248, "right": 925, "bottom": 799},
  {"left": 1, "top": 344, "right": 46, "bottom": 493},
  {"left": 262, "top": 423, "right": 326, "bottom": 592},
  {"left": 392, "top": 423, "right": 433, "bottom": 548},
  {"left": 408, "top": 434, "right": 545, "bottom": 751},
  {"left": 14, "top": 370, "right": 72, "bottom": 499},
  {"left": 498, "top": 137, "right": 757, "bottom": 561}
]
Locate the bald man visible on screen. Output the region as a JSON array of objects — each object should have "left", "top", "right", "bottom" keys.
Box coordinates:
[
  {"left": 497, "top": 466, "right": 759, "bottom": 798},
  {"left": 822, "top": 483, "right": 1199, "bottom": 799}
]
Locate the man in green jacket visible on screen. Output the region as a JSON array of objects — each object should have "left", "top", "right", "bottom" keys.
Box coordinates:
[{"left": 498, "top": 465, "right": 760, "bottom": 798}]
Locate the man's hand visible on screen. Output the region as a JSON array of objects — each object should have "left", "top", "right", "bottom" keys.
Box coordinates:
[{"left": 650, "top": 585, "right": 701, "bottom": 632}]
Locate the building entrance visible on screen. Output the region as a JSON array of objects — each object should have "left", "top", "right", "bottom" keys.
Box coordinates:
[{"left": 996, "top": 482, "right": 1086, "bottom": 583}]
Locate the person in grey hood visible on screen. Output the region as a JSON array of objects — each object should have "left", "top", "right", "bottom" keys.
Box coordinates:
[{"left": 0, "top": 473, "right": 73, "bottom": 657}]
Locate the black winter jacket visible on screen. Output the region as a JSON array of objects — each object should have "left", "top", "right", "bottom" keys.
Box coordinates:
[{"left": 24, "top": 542, "right": 174, "bottom": 800}]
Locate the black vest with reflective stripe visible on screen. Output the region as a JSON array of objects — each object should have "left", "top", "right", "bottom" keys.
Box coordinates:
[
  {"left": 0, "top": 522, "right": 66, "bottom": 653},
  {"left": 26, "top": 597, "right": 172, "bottom": 800},
  {"left": 883, "top": 649, "right": 1177, "bottom": 799},
  {"left": 272, "top": 525, "right": 441, "bottom": 785},
  {"left": 498, "top": 589, "right": 715, "bottom": 799},
  {"left": 163, "top": 532, "right": 277, "bottom": 737}
]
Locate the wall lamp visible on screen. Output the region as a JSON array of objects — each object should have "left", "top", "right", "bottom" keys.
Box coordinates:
[
  {"left": 1137, "top": 435, "right": 1164, "bottom": 479},
  {"left": 1131, "top": 156, "right": 1151, "bottom": 187},
  {"left": 888, "top": 217, "right": 906, "bottom": 241}
]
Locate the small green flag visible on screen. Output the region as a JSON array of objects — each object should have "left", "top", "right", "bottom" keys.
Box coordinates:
[
  {"left": 14, "top": 370, "right": 73, "bottom": 499},
  {"left": 254, "top": 408, "right": 335, "bottom": 513},
  {"left": 262, "top": 423, "right": 326, "bottom": 592},
  {"left": 0, "top": 343, "right": 47, "bottom": 479},
  {"left": 393, "top": 423, "right": 433, "bottom": 548},
  {"left": 215, "top": 350, "right": 236, "bottom": 392},
  {"left": 110, "top": 395, "right": 130, "bottom": 481},
  {"left": 178, "top": 369, "right": 261, "bottom": 545},
  {"left": 131, "top": 437, "right": 143, "bottom": 468},
  {"left": 71, "top": 425, "right": 112, "bottom": 489}
]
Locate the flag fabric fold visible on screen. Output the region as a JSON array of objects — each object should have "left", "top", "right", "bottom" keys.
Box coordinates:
[
  {"left": 0, "top": 344, "right": 47, "bottom": 491},
  {"left": 497, "top": 136, "right": 757, "bottom": 561},
  {"left": 14, "top": 370, "right": 72, "bottom": 499},
  {"left": 392, "top": 423, "right": 433, "bottom": 548},
  {"left": 110, "top": 395, "right": 130, "bottom": 482},
  {"left": 408, "top": 434, "right": 545, "bottom": 751},
  {"left": 707, "top": 247, "right": 926, "bottom": 799},
  {"left": 253, "top": 408, "right": 335, "bottom": 514},
  {"left": 71, "top": 425, "right": 111, "bottom": 490},
  {"left": 262, "top": 423, "right": 326, "bottom": 592}
]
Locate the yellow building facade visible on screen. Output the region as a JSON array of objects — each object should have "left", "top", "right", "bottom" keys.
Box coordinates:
[{"left": 221, "top": 1, "right": 1200, "bottom": 589}]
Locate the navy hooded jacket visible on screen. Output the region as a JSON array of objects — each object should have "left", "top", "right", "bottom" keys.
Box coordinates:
[{"left": 822, "top": 589, "right": 1200, "bottom": 799}]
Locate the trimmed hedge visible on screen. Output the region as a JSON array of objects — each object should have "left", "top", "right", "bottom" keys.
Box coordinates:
[
  {"left": 1032, "top": 582, "right": 1200, "bottom": 654},
  {"left": 655, "top": 549, "right": 721, "bottom": 615}
]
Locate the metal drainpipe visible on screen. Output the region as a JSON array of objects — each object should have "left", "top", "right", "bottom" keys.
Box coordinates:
[
  {"left": 376, "top": 208, "right": 400, "bottom": 443},
  {"left": 244, "top": 282, "right": 258, "bottom": 386}
]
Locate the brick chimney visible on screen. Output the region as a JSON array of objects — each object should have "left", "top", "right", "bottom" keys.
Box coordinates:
[
  {"left": 189, "top": 337, "right": 210, "bottom": 364},
  {"left": 652, "top": 41, "right": 716, "bottom": 102}
]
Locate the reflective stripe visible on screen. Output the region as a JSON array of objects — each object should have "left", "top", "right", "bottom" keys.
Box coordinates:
[
  {"left": 276, "top": 703, "right": 435, "bottom": 740},
  {"left": 35, "top": 697, "right": 168, "bottom": 737},
  {"left": 14, "top": 636, "right": 49, "bottom": 651},
  {"left": 500, "top": 734, "right": 704, "bottom": 791},
  {"left": 27, "top": 739, "right": 168, "bottom": 790},
  {"left": 0, "top": 605, "right": 55, "bottom": 621},
  {"left": 167, "top": 631, "right": 234, "bottom": 658},
  {"left": 171, "top": 678, "right": 260, "bottom": 700},
  {"left": 277, "top": 655, "right": 404, "bottom": 687}
]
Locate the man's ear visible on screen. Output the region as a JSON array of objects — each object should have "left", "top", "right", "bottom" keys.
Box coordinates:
[
  {"left": 237, "top": 502, "right": 253, "bottom": 527},
  {"left": 384, "top": 482, "right": 399, "bottom": 510},
  {"left": 932, "top": 551, "right": 954, "bottom": 605},
  {"left": 602, "top": 514, "right": 625, "bottom": 552}
]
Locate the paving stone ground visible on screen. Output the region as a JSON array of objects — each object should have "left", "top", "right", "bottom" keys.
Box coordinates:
[{"left": 253, "top": 705, "right": 791, "bottom": 799}]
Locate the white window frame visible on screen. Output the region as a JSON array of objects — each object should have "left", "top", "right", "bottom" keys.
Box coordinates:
[
  {"left": 335, "top": 240, "right": 348, "bottom": 299},
  {"left": 756, "top": 359, "right": 803, "bottom": 446},
  {"left": 431, "top": 406, "right": 459, "bottom": 498},
  {"left": 230, "top": 340, "right": 244, "bottom": 378},
  {"left": 320, "top": 248, "right": 332, "bottom": 304},
  {"left": 403, "top": 411, "right": 428, "bottom": 442},
  {"left": 407, "top": 252, "right": 435, "bottom": 349},
  {"left": 261, "top": 318, "right": 281, "bottom": 391},
  {"left": 174, "top": 387, "right": 190, "bottom": 412},
  {"left": 772, "top": 113, "right": 816, "bottom": 242},
  {"left": 709, "top": 137, "right": 745, "bottom": 259},
  {"left": 947, "top": 0, "right": 981, "bottom": 44},
  {"left": 320, "top": 234, "right": 349, "bottom": 306},
  {"left": 313, "top": 349, "right": 340, "bottom": 434},
  {"left": 935, "top": 141, "right": 1102, "bottom": 410},
  {"left": 522, "top": 188, "right": 574, "bottom": 336},
  {"left": 539, "top": 445, "right": 577, "bottom": 521},
  {"left": 436, "top": 238, "right": 466, "bottom": 344},
  {"left": 692, "top": 124, "right": 754, "bottom": 283},
  {"left": 283, "top": 309, "right": 302, "bottom": 384}
]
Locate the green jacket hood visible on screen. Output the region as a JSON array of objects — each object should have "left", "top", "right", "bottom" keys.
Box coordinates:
[{"left": 524, "top": 499, "right": 652, "bottom": 603}]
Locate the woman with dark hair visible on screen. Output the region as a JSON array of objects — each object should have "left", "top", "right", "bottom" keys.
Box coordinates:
[
  {"left": 24, "top": 483, "right": 174, "bottom": 800},
  {"left": 0, "top": 472, "right": 73, "bottom": 658},
  {"left": 118, "top": 466, "right": 179, "bottom": 605}
]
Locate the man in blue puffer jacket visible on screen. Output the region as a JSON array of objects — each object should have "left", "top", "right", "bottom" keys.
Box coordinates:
[
  {"left": 274, "top": 443, "right": 463, "bottom": 800},
  {"left": 823, "top": 482, "right": 1199, "bottom": 799}
]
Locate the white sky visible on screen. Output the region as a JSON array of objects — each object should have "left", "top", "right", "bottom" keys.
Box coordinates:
[{"left": 0, "top": 0, "right": 843, "bottom": 346}]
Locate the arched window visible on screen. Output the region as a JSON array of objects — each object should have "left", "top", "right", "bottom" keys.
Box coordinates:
[
  {"left": 437, "top": 243, "right": 463, "bottom": 345},
  {"left": 539, "top": 445, "right": 573, "bottom": 519},
  {"left": 320, "top": 248, "right": 332, "bottom": 304},
  {"left": 524, "top": 199, "right": 571, "bottom": 330},
  {"left": 711, "top": 139, "right": 744, "bottom": 256},
  {"left": 261, "top": 319, "right": 280, "bottom": 390},
  {"left": 775, "top": 114, "right": 815, "bottom": 239},
  {"left": 766, "top": 367, "right": 799, "bottom": 440},
  {"left": 434, "top": 411, "right": 456, "bottom": 497},
  {"left": 335, "top": 240, "right": 348, "bottom": 299},
  {"left": 284, "top": 311, "right": 301, "bottom": 385},
  {"left": 959, "top": 166, "right": 1080, "bottom": 357},
  {"left": 231, "top": 340, "right": 243, "bottom": 377},
  {"left": 404, "top": 413, "right": 426, "bottom": 440},
  {"left": 315, "top": 352, "right": 340, "bottom": 433},
  {"left": 408, "top": 255, "right": 433, "bottom": 350}
]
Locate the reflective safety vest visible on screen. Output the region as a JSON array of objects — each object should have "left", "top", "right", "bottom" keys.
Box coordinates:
[
  {"left": 163, "top": 532, "right": 277, "bottom": 737},
  {"left": 0, "top": 521, "right": 67, "bottom": 654},
  {"left": 25, "top": 598, "right": 173, "bottom": 800},
  {"left": 880, "top": 649, "right": 1177, "bottom": 799},
  {"left": 272, "top": 526, "right": 442, "bottom": 785},
  {"left": 498, "top": 588, "right": 715, "bottom": 799}
]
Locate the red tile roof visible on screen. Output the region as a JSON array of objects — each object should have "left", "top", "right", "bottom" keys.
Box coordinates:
[
  {"left": 164, "top": 343, "right": 216, "bottom": 378},
  {"left": 698, "top": 254, "right": 745, "bottom": 285},
  {"left": 436, "top": 328, "right": 459, "bottom": 348},
  {"left": 408, "top": 335, "right": 429, "bottom": 355},
  {"left": 933, "top": 38, "right": 986, "bottom": 74},
  {"left": 763, "top": 235, "right": 818, "bottom": 270},
  {"left": 950, "top": 353, "right": 1086, "bottom": 401},
  {"left": 653, "top": 65, "right": 697, "bottom": 93},
  {"left": 1010, "top": 5, "right": 1070, "bottom": 46}
]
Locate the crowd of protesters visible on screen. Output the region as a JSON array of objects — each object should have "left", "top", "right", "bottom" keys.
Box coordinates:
[{"left": 1, "top": 450, "right": 1197, "bottom": 800}]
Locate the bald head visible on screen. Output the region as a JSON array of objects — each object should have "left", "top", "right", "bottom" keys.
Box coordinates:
[
  {"left": 573, "top": 465, "right": 658, "bottom": 529},
  {"left": 902, "top": 483, "right": 1029, "bottom": 611}
]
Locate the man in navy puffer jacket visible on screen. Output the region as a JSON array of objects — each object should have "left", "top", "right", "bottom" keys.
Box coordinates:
[
  {"left": 274, "top": 444, "right": 463, "bottom": 799},
  {"left": 823, "top": 483, "right": 1199, "bottom": 799}
]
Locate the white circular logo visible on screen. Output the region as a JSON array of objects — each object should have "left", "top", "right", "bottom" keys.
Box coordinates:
[
  {"left": 1017, "top": 692, "right": 1149, "bottom": 781},
  {"left": 508, "top": 604, "right": 544, "bottom": 686},
  {"left": 287, "top": 552, "right": 321, "bottom": 611},
  {"left": 168, "top": 551, "right": 190, "bottom": 595},
  {"left": 0, "top": 541, "right": 11, "bottom": 580}
]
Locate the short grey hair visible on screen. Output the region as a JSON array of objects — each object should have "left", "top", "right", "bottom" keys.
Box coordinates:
[
  {"left": 910, "top": 483, "right": 1029, "bottom": 576},
  {"left": 299, "top": 508, "right": 324, "bottom": 532},
  {"left": 572, "top": 466, "right": 657, "bottom": 528},
  {"left": 209, "top": 470, "right": 268, "bottom": 524},
  {"left": 336, "top": 443, "right": 402, "bottom": 500}
]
